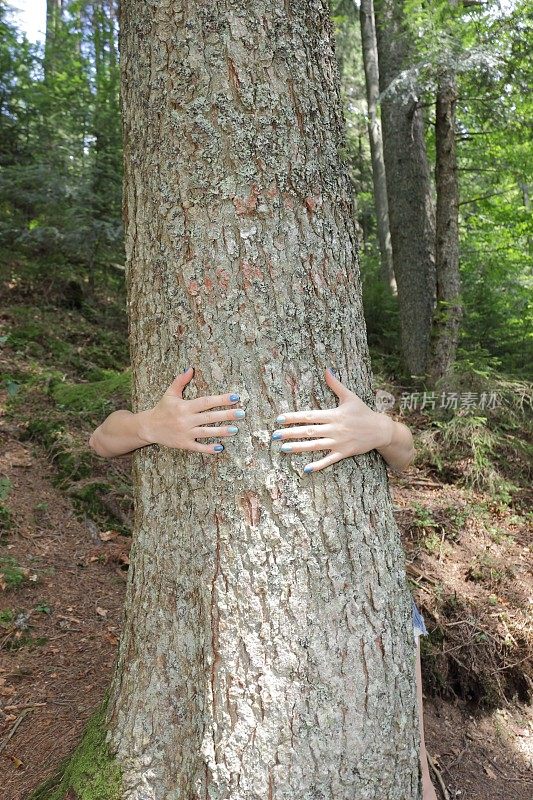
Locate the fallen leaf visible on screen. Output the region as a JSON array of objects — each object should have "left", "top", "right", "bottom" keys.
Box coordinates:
[
  {"left": 483, "top": 764, "right": 497, "bottom": 779},
  {"left": 10, "top": 755, "right": 23, "bottom": 768},
  {"left": 99, "top": 530, "right": 119, "bottom": 542},
  {"left": 96, "top": 606, "right": 108, "bottom": 617}
]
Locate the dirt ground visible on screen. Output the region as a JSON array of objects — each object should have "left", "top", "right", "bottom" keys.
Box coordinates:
[{"left": 0, "top": 418, "right": 532, "bottom": 800}]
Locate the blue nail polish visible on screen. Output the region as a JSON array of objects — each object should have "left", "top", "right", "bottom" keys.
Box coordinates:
[
  {"left": 328, "top": 367, "right": 336, "bottom": 376},
  {"left": 281, "top": 443, "right": 292, "bottom": 452},
  {"left": 183, "top": 366, "right": 191, "bottom": 372},
  {"left": 229, "top": 393, "right": 240, "bottom": 402},
  {"left": 214, "top": 444, "right": 224, "bottom": 452},
  {"left": 275, "top": 415, "right": 286, "bottom": 424},
  {"left": 272, "top": 431, "right": 282, "bottom": 440},
  {"left": 304, "top": 464, "right": 314, "bottom": 473},
  {"left": 234, "top": 409, "right": 245, "bottom": 419},
  {"left": 227, "top": 426, "right": 239, "bottom": 434}
]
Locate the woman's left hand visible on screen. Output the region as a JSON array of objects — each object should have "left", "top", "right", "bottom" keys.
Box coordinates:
[{"left": 271, "top": 368, "right": 396, "bottom": 474}]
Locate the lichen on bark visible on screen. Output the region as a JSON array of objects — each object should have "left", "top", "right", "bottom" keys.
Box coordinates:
[{"left": 106, "top": 2, "right": 422, "bottom": 798}]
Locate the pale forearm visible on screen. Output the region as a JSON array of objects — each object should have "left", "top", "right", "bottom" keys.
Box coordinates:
[
  {"left": 89, "top": 409, "right": 152, "bottom": 458},
  {"left": 376, "top": 417, "right": 415, "bottom": 473}
]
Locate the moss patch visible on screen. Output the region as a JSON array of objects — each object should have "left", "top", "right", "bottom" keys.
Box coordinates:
[{"left": 29, "top": 699, "right": 122, "bottom": 800}]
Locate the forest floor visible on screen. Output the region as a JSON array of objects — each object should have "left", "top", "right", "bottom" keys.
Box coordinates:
[
  {"left": 0, "top": 418, "right": 531, "bottom": 800},
  {"left": 0, "top": 266, "right": 532, "bottom": 799}
]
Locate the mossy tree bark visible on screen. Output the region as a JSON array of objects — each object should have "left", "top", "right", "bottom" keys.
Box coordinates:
[
  {"left": 105, "top": 2, "right": 421, "bottom": 798},
  {"left": 374, "top": 0, "right": 436, "bottom": 378},
  {"left": 359, "top": 0, "right": 396, "bottom": 294},
  {"left": 429, "top": 72, "right": 462, "bottom": 384}
]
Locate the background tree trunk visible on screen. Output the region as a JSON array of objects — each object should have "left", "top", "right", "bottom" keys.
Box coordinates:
[
  {"left": 44, "top": 0, "right": 63, "bottom": 80},
  {"left": 374, "top": 0, "right": 436, "bottom": 378},
  {"left": 358, "top": 0, "right": 396, "bottom": 294},
  {"left": 430, "top": 72, "right": 462, "bottom": 383},
  {"left": 106, "top": 2, "right": 421, "bottom": 798}
]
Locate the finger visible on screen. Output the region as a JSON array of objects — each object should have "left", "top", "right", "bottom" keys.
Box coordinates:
[
  {"left": 324, "top": 367, "right": 351, "bottom": 402},
  {"left": 188, "top": 441, "right": 225, "bottom": 454},
  {"left": 272, "top": 424, "right": 331, "bottom": 441},
  {"left": 188, "top": 392, "right": 242, "bottom": 413},
  {"left": 166, "top": 366, "right": 194, "bottom": 398},
  {"left": 195, "top": 408, "right": 246, "bottom": 425},
  {"left": 303, "top": 451, "right": 344, "bottom": 474},
  {"left": 274, "top": 408, "right": 335, "bottom": 426},
  {"left": 192, "top": 425, "right": 240, "bottom": 439},
  {"left": 279, "top": 438, "right": 334, "bottom": 454}
]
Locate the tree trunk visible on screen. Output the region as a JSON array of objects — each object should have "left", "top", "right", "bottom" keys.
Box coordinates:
[
  {"left": 429, "top": 72, "right": 462, "bottom": 384},
  {"left": 105, "top": 2, "right": 421, "bottom": 798},
  {"left": 358, "top": 0, "right": 396, "bottom": 294},
  {"left": 44, "top": 0, "right": 63, "bottom": 79},
  {"left": 374, "top": 0, "right": 436, "bottom": 378}
]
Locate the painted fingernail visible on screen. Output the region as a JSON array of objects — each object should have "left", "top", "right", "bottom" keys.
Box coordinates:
[
  {"left": 272, "top": 431, "right": 282, "bottom": 440},
  {"left": 227, "top": 426, "right": 239, "bottom": 434},
  {"left": 229, "top": 393, "right": 240, "bottom": 402},
  {"left": 275, "top": 415, "right": 286, "bottom": 424},
  {"left": 303, "top": 464, "right": 314, "bottom": 474},
  {"left": 183, "top": 366, "right": 192, "bottom": 372},
  {"left": 281, "top": 443, "right": 292, "bottom": 452},
  {"left": 234, "top": 409, "right": 245, "bottom": 419},
  {"left": 214, "top": 444, "right": 224, "bottom": 452},
  {"left": 328, "top": 367, "right": 336, "bottom": 375}
]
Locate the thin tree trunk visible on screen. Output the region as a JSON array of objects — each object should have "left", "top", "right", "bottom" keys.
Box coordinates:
[
  {"left": 358, "top": 0, "right": 396, "bottom": 294},
  {"left": 429, "top": 72, "right": 462, "bottom": 383},
  {"left": 105, "top": 2, "right": 421, "bottom": 798},
  {"left": 374, "top": 0, "right": 436, "bottom": 378},
  {"left": 44, "top": 0, "right": 62, "bottom": 80}
]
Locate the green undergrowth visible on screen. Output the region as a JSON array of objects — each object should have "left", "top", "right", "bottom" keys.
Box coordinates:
[
  {"left": 51, "top": 369, "right": 132, "bottom": 415},
  {"left": 414, "top": 365, "right": 532, "bottom": 501},
  {"left": 29, "top": 698, "right": 122, "bottom": 800}
]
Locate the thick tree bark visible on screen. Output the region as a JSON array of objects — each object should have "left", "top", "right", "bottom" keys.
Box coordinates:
[
  {"left": 358, "top": 0, "right": 396, "bottom": 294},
  {"left": 106, "top": 2, "right": 421, "bottom": 798},
  {"left": 429, "top": 72, "right": 462, "bottom": 383},
  {"left": 374, "top": 0, "right": 436, "bottom": 378}
]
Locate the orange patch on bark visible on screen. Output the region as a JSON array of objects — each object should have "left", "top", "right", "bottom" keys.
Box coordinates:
[
  {"left": 233, "top": 185, "right": 259, "bottom": 216},
  {"left": 216, "top": 268, "right": 230, "bottom": 290},
  {"left": 282, "top": 193, "right": 294, "bottom": 209},
  {"left": 187, "top": 279, "right": 200, "bottom": 296},
  {"left": 241, "top": 259, "right": 263, "bottom": 289},
  {"left": 239, "top": 491, "right": 261, "bottom": 527}
]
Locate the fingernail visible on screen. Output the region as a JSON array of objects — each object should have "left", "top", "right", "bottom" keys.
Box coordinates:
[
  {"left": 275, "top": 415, "right": 286, "bottom": 424},
  {"left": 214, "top": 444, "right": 224, "bottom": 452},
  {"left": 303, "top": 464, "right": 314, "bottom": 474},
  {"left": 234, "top": 409, "right": 245, "bottom": 419},
  {"left": 227, "top": 426, "right": 239, "bottom": 434},
  {"left": 271, "top": 431, "right": 282, "bottom": 440},
  {"left": 183, "top": 366, "right": 191, "bottom": 372},
  {"left": 328, "top": 367, "right": 336, "bottom": 375},
  {"left": 229, "top": 393, "right": 240, "bottom": 402},
  {"left": 281, "top": 443, "right": 292, "bottom": 452}
]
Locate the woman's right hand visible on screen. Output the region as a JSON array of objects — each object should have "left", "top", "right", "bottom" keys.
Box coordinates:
[{"left": 137, "top": 367, "right": 245, "bottom": 455}]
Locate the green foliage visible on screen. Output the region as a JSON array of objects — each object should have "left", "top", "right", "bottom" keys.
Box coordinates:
[
  {"left": 0, "top": 554, "right": 26, "bottom": 589},
  {"left": 0, "top": 1, "right": 123, "bottom": 271},
  {"left": 52, "top": 369, "right": 131, "bottom": 414},
  {"left": 333, "top": 0, "right": 532, "bottom": 381},
  {"left": 0, "top": 608, "right": 15, "bottom": 625}
]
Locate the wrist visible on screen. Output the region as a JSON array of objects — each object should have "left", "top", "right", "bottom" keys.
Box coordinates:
[
  {"left": 135, "top": 408, "right": 156, "bottom": 445},
  {"left": 374, "top": 412, "right": 395, "bottom": 451}
]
